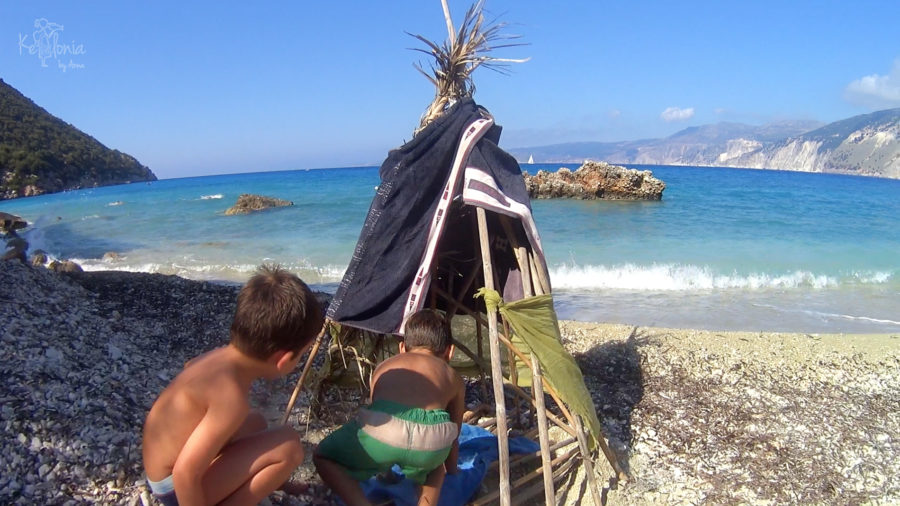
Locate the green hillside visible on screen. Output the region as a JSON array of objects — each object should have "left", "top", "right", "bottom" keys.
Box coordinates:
[{"left": 0, "top": 78, "right": 156, "bottom": 200}]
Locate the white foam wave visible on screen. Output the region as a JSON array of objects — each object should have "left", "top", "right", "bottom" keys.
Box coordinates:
[
  {"left": 107, "top": 201, "right": 124, "bottom": 206},
  {"left": 753, "top": 303, "right": 900, "bottom": 327},
  {"left": 200, "top": 194, "right": 223, "bottom": 200},
  {"left": 71, "top": 258, "right": 347, "bottom": 284},
  {"left": 548, "top": 263, "right": 893, "bottom": 291}
]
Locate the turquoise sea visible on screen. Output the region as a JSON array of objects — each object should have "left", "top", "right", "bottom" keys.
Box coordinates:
[{"left": 2, "top": 164, "right": 899, "bottom": 334}]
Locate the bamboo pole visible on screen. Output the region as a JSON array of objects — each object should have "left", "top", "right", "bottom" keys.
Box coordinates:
[
  {"left": 499, "top": 216, "right": 532, "bottom": 297},
  {"left": 497, "top": 333, "right": 575, "bottom": 425},
  {"left": 487, "top": 437, "right": 576, "bottom": 473},
  {"left": 532, "top": 354, "right": 556, "bottom": 505},
  {"left": 527, "top": 250, "right": 550, "bottom": 295},
  {"left": 440, "top": 0, "right": 455, "bottom": 44},
  {"left": 281, "top": 323, "right": 328, "bottom": 425},
  {"left": 498, "top": 331, "right": 627, "bottom": 481},
  {"left": 574, "top": 415, "right": 603, "bottom": 506},
  {"left": 514, "top": 451, "right": 580, "bottom": 506},
  {"left": 476, "top": 207, "right": 511, "bottom": 506},
  {"left": 504, "top": 378, "right": 576, "bottom": 439},
  {"left": 471, "top": 447, "right": 579, "bottom": 506}
]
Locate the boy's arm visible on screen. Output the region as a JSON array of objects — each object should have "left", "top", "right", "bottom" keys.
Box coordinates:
[
  {"left": 172, "top": 387, "right": 249, "bottom": 506},
  {"left": 444, "top": 374, "right": 465, "bottom": 474}
]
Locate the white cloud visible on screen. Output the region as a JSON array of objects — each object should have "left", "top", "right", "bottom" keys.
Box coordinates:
[
  {"left": 660, "top": 106, "right": 695, "bottom": 122},
  {"left": 845, "top": 59, "right": 900, "bottom": 108}
]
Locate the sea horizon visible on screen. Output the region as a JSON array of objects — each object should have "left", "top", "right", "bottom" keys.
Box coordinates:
[{"left": 2, "top": 163, "right": 898, "bottom": 335}]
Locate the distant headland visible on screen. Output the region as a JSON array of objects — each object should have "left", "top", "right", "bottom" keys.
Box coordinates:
[
  {"left": 512, "top": 108, "right": 900, "bottom": 179},
  {"left": 0, "top": 79, "right": 156, "bottom": 200}
]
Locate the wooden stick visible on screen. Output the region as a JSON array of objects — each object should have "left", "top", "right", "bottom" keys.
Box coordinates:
[
  {"left": 503, "top": 318, "right": 625, "bottom": 481},
  {"left": 503, "top": 319, "right": 519, "bottom": 427},
  {"left": 281, "top": 324, "right": 328, "bottom": 425},
  {"left": 499, "top": 329, "right": 626, "bottom": 482},
  {"left": 499, "top": 216, "right": 532, "bottom": 297},
  {"left": 471, "top": 447, "right": 579, "bottom": 506},
  {"left": 504, "top": 379, "right": 576, "bottom": 439},
  {"left": 431, "top": 284, "right": 490, "bottom": 373},
  {"left": 514, "top": 450, "right": 579, "bottom": 505},
  {"left": 476, "top": 207, "right": 511, "bottom": 506},
  {"left": 440, "top": 0, "right": 455, "bottom": 44},
  {"left": 476, "top": 309, "right": 484, "bottom": 359},
  {"left": 446, "top": 261, "right": 482, "bottom": 319},
  {"left": 450, "top": 336, "right": 490, "bottom": 372},
  {"left": 532, "top": 355, "right": 555, "bottom": 506},
  {"left": 527, "top": 250, "right": 550, "bottom": 295},
  {"left": 487, "top": 436, "right": 577, "bottom": 474},
  {"left": 575, "top": 415, "right": 603, "bottom": 506},
  {"left": 497, "top": 332, "right": 575, "bottom": 426}
]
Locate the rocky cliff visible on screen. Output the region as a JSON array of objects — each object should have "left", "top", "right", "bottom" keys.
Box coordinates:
[
  {"left": 0, "top": 79, "right": 156, "bottom": 200},
  {"left": 718, "top": 109, "right": 900, "bottom": 178},
  {"left": 513, "top": 109, "right": 900, "bottom": 179}
]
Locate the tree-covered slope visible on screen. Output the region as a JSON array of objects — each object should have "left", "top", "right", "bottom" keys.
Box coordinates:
[{"left": 1, "top": 79, "right": 156, "bottom": 200}]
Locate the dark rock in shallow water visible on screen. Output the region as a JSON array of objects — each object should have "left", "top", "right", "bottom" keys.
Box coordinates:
[
  {"left": 225, "top": 194, "right": 293, "bottom": 215},
  {"left": 3, "top": 236, "right": 27, "bottom": 262},
  {"left": 0, "top": 211, "right": 28, "bottom": 235},
  {"left": 524, "top": 160, "right": 666, "bottom": 200}
]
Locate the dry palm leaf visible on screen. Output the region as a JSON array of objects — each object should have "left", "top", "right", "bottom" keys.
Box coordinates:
[{"left": 411, "top": 0, "right": 528, "bottom": 134}]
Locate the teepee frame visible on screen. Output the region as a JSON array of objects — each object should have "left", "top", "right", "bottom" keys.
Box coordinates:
[{"left": 281, "top": 2, "right": 625, "bottom": 504}]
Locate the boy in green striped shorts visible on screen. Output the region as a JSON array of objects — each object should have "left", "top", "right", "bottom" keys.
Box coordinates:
[{"left": 314, "top": 310, "right": 465, "bottom": 506}]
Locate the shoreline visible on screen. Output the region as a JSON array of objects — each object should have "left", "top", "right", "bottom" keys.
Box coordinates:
[{"left": 1, "top": 263, "right": 897, "bottom": 504}]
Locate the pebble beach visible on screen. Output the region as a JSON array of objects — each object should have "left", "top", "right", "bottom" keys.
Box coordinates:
[{"left": 1, "top": 260, "right": 898, "bottom": 505}]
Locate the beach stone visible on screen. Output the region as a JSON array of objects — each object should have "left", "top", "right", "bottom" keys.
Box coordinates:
[
  {"left": 224, "top": 194, "right": 293, "bottom": 215},
  {"left": 0, "top": 211, "right": 28, "bottom": 235},
  {"left": 2, "top": 241, "right": 27, "bottom": 262},
  {"left": 524, "top": 160, "right": 665, "bottom": 200},
  {"left": 48, "top": 260, "right": 83, "bottom": 273},
  {"left": 31, "top": 250, "right": 48, "bottom": 266}
]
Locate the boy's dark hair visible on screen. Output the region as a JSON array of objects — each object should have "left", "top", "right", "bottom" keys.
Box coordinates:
[
  {"left": 403, "top": 310, "right": 451, "bottom": 354},
  {"left": 230, "top": 264, "right": 323, "bottom": 359}
]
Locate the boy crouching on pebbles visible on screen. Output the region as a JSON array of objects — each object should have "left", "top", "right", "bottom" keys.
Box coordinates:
[
  {"left": 314, "top": 309, "right": 465, "bottom": 506},
  {"left": 142, "top": 265, "right": 323, "bottom": 506}
]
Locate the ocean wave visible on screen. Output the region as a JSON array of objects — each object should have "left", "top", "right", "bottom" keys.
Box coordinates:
[
  {"left": 200, "top": 194, "right": 223, "bottom": 200},
  {"left": 71, "top": 257, "right": 347, "bottom": 284},
  {"left": 752, "top": 303, "right": 900, "bottom": 327},
  {"left": 548, "top": 263, "right": 894, "bottom": 291}
]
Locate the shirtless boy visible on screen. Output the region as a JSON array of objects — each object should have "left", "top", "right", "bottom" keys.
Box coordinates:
[
  {"left": 314, "top": 310, "right": 465, "bottom": 506},
  {"left": 142, "top": 265, "right": 323, "bottom": 506}
]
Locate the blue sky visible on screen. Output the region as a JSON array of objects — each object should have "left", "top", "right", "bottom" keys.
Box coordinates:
[{"left": 2, "top": 1, "right": 899, "bottom": 179}]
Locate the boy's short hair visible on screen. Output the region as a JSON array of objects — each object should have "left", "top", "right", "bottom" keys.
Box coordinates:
[
  {"left": 402, "top": 310, "right": 451, "bottom": 354},
  {"left": 230, "top": 264, "right": 323, "bottom": 359}
]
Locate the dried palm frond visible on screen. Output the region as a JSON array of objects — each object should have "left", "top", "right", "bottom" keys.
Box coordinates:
[{"left": 410, "top": 0, "right": 529, "bottom": 135}]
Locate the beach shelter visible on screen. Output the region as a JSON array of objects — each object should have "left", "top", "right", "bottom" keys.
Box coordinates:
[
  {"left": 283, "top": 3, "right": 625, "bottom": 504},
  {"left": 293, "top": 98, "right": 624, "bottom": 503}
]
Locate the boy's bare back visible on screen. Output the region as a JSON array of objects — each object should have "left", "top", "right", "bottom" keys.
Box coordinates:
[
  {"left": 370, "top": 350, "right": 464, "bottom": 411},
  {"left": 142, "top": 346, "right": 251, "bottom": 482}
]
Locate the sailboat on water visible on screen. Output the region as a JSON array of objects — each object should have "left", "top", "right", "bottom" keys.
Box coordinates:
[{"left": 527, "top": 154, "right": 534, "bottom": 164}]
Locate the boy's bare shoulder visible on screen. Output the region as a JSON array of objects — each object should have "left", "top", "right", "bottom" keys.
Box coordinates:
[{"left": 167, "top": 348, "right": 248, "bottom": 409}]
